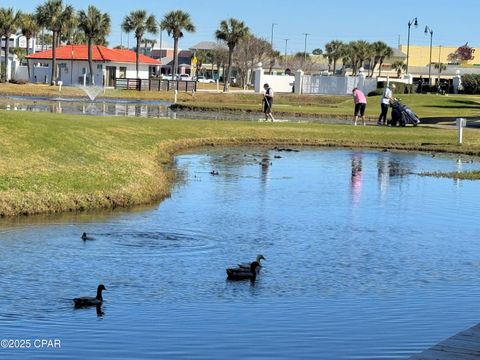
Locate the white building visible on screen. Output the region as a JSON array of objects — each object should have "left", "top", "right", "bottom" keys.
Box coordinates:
[{"left": 24, "top": 44, "right": 160, "bottom": 86}]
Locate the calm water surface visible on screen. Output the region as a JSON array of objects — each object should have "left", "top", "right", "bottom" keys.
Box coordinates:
[{"left": 1, "top": 148, "right": 480, "bottom": 359}]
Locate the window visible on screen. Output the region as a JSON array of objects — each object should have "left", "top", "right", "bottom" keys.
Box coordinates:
[{"left": 119, "top": 67, "right": 127, "bottom": 79}]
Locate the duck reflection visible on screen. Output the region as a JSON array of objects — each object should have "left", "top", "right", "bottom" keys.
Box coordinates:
[{"left": 350, "top": 153, "right": 362, "bottom": 207}]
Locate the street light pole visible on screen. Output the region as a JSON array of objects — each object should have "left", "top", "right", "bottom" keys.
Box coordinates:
[
  {"left": 270, "top": 23, "right": 277, "bottom": 49},
  {"left": 303, "top": 33, "right": 310, "bottom": 63},
  {"left": 284, "top": 38, "right": 289, "bottom": 66},
  {"left": 424, "top": 25, "right": 433, "bottom": 85},
  {"left": 406, "top": 17, "right": 418, "bottom": 76}
]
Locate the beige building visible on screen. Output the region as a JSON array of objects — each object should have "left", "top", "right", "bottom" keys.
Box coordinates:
[{"left": 400, "top": 44, "right": 480, "bottom": 67}]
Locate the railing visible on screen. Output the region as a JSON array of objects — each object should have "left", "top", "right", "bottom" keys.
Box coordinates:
[{"left": 114, "top": 78, "right": 197, "bottom": 92}]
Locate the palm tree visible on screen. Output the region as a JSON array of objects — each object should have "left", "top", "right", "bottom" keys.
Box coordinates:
[
  {"left": 35, "top": 0, "right": 74, "bottom": 85},
  {"left": 161, "top": 10, "right": 195, "bottom": 79},
  {"left": 368, "top": 41, "right": 393, "bottom": 77},
  {"left": 215, "top": 18, "right": 249, "bottom": 92},
  {"left": 0, "top": 7, "right": 21, "bottom": 81},
  {"left": 352, "top": 40, "right": 371, "bottom": 75},
  {"left": 78, "top": 5, "right": 111, "bottom": 85},
  {"left": 59, "top": 14, "right": 78, "bottom": 45},
  {"left": 19, "top": 13, "right": 39, "bottom": 56},
  {"left": 391, "top": 60, "right": 407, "bottom": 78},
  {"left": 122, "top": 10, "right": 157, "bottom": 79},
  {"left": 324, "top": 40, "right": 344, "bottom": 74}
]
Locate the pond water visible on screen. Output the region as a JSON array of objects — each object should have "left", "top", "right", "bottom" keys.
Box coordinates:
[
  {"left": 1, "top": 147, "right": 480, "bottom": 359},
  {"left": 0, "top": 95, "right": 342, "bottom": 123}
]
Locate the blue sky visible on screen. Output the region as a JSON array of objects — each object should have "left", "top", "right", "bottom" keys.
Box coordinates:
[{"left": 4, "top": 0, "right": 479, "bottom": 52}]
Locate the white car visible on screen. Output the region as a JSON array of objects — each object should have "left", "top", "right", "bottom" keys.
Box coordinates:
[
  {"left": 179, "top": 74, "right": 192, "bottom": 81},
  {"left": 196, "top": 76, "right": 215, "bottom": 83}
]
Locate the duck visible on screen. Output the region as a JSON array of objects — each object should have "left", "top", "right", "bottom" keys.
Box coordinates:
[
  {"left": 81, "top": 232, "right": 94, "bottom": 241},
  {"left": 210, "top": 170, "right": 219, "bottom": 176},
  {"left": 226, "top": 261, "right": 260, "bottom": 283},
  {"left": 238, "top": 254, "right": 265, "bottom": 270},
  {"left": 73, "top": 284, "right": 106, "bottom": 307}
]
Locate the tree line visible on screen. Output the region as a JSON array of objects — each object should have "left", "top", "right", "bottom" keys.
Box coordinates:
[
  {"left": 0, "top": 0, "right": 252, "bottom": 91},
  {"left": 1, "top": 1, "right": 405, "bottom": 90},
  {"left": 313, "top": 40, "right": 402, "bottom": 77}
]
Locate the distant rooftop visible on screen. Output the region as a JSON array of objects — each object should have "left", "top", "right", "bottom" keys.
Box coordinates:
[
  {"left": 391, "top": 48, "right": 406, "bottom": 59},
  {"left": 190, "top": 41, "right": 225, "bottom": 51}
]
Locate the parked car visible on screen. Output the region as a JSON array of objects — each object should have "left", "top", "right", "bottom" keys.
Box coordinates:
[
  {"left": 179, "top": 74, "right": 192, "bottom": 81},
  {"left": 196, "top": 76, "right": 215, "bottom": 83}
]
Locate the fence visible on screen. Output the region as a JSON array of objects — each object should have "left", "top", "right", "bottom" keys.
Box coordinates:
[
  {"left": 115, "top": 78, "right": 197, "bottom": 92},
  {"left": 301, "top": 74, "right": 377, "bottom": 95}
]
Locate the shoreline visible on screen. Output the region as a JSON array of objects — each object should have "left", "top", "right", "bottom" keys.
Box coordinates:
[{"left": 2, "top": 135, "right": 479, "bottom": 218}]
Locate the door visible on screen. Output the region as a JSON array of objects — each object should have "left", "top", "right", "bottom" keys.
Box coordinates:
[{"left": 106, "top": 66, "right": 116, "bottom": 87}]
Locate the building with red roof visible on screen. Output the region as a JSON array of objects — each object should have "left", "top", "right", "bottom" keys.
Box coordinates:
[{"left": 26, "top": 44, "right": 160, "bottom": 86}]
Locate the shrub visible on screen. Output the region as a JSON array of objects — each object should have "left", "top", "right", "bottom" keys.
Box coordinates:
[
  {"left": 461, "top": 74, "right": 480, "bottom": 94},
  {"left": 8, "top": 79, "right": 27, "bottom": 85},
  {"left": 393, "top": 83, "right": 414, "bottom": 94},
  {"left": 368, "top": 88, "right": 383, "bottom": 96}
]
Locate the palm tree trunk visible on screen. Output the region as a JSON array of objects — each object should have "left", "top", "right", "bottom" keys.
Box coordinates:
[
  {"left": 370, "top": 59, "right": 378, "bottom": 77},
  {"left": 136, "top": 36, "right": 140, "bottom": 78},
  {"left": 4, "top": 33, "right": 9, "bottom": 81},
  {"left": 51, "top": 31, "right": 57, "bottom": 85},
  {"left": 224, "top": 46, "right": 234, "bottom": 92},
  {"left": 333, "top": 59, "right": 337, "bottom": 75},
  {"left": 378, "top": 59, "right": 383, "bottom": 77},
  {"left": 173, "top": 37, "right": 179, "bottom": 78},
  {"left": 26, "top": 36, "right": 31, "bottom": 79},
  {"left": 88, "top": 38, "right": 94, "bottom": 85}
]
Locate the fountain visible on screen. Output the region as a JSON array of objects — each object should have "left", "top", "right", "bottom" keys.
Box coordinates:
[
  {"left": 75, "top": 85, "right": 105, "bottom": 114},
  {"left": 79, "top": 85, "right": 104, "bottom": 101}
]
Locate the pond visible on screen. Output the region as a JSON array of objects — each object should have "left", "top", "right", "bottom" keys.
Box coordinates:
[
  {"left": 1, "top": 147, "right": 480, "bottom": 359},
  {"left": 0, "top": 95, "right": 343, "bottom": 123}
]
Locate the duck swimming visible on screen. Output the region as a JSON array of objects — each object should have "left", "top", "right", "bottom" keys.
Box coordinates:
[
  {"left": 238, "top": 255, "right": 265, "bottom": 270},
  {"left": 226, "top": 261, "right": 260, "bottom": 283},
  {"left": 81, "top": 232, "right": 94, "bottom": 241},
  {"left": 73, "top": 284, "right": 106, "bottom": 307}
]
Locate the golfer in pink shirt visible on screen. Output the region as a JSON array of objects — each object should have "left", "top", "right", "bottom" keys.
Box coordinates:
[{"left": 352, "top": 87, "right": 367, "bottom": 126}]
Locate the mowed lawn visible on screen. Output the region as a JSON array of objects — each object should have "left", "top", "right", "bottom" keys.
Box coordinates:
[{"left": 1, "top": 109, "right": 480, "bottom": 216}]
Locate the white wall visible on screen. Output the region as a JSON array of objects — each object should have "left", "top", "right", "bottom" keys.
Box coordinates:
[
  {"left": 24, "top": 60, "right": 152, "bottom": 85},
  {"left": 301, "top": 75, "right": 377, "bottom": 95},
  {"left": 254, "top": 66, "right": 294, "bottom": 93},
  {"left": 124, "top": 63, "right": 149, "bottom": 79}
]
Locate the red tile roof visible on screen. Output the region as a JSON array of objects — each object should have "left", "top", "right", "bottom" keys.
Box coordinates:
[{"left": 26, "top": 44, "right": 160, "bottom": 65}]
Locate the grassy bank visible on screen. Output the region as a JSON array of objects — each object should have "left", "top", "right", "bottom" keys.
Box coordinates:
[
  {"left": 1, "top": 83, "right": 479, "bottom": 119},
  {"left": 1, "top": 110, "right": 480, "bottom": 217}
]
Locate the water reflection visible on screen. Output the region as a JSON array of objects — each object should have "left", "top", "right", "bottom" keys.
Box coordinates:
[
  {"left": 350, "top": 153, "right": 363, "bottom": 207},
  {"left": 1, "top": 97, "right": 175, "bottom": 119},
  {"left": 377, "top": 153, "right": 414, "bottom": 199}
]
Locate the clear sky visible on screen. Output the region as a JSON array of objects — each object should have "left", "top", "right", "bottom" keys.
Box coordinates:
[{"left": 4, "top": 0, "right": 479, "bottom": 52}]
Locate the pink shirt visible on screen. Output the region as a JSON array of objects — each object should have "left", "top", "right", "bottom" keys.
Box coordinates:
[{"left": 352, "top": 89, "right": 367, "bottom": 104}]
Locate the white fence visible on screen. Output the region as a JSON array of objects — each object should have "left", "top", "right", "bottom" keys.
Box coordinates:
[
  {"left": 301, "top": 74, "right": 377, "bottom": 95},
  {"left": 254, "top": 64, "right": 378, "bottom": 96},
  {"left": 254, "top": 66, "right": 295, "bottom": 93}
]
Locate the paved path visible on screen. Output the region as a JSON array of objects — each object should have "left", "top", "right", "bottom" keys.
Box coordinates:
[{"left": 409, "top": 323, "right": 480, "bottom": 359}]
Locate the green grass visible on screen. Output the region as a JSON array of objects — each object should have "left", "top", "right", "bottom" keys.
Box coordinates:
[
  {"left": 420, "top": 170, "right": 480, "bottom": 180},
  {"left": 1, "top": 110, "right": 480, "bottom": 216}
]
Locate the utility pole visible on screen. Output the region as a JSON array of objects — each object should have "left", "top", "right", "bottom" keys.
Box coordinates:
[
  {"left": 270, "top": 23, "right": 277, "bottom": 49},
  {"left": 284, "top": 39, "right": 289, "bottom": 61},
  {"left": 303, "top": 33, "right": 310, "bottom": 63}
]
